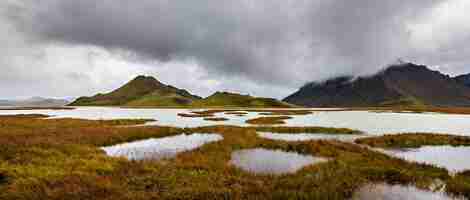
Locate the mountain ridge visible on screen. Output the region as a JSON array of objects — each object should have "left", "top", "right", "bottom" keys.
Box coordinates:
[
  {"left": 70, "top": 76, "right": 293, "bottom": 108},
  {"left": 284, "top": 63, "right": 470, "bottom": 107}
]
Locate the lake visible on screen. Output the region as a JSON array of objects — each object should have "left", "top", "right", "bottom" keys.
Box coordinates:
[{"left": 2, "top": 107, "right": 470, "bottom": 135}]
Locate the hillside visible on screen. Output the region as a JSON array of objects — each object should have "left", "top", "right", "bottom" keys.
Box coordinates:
[
  {"left": 192, "top": 91, "right": 293, "bottom": 108},
  {"left": 69, "top": 76, "right": 202, "bottom": 107},
  {"left": 454, "top": 73, "right": 470, "bottom": 87},
  {"left": 70, "top": 76, "right": 293, "bottom": 108},
  {"left": 284, "top": 63, "right": 470, "bottom": 107}
]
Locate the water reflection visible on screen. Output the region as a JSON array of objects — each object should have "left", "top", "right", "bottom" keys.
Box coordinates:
[
  {"left": 230, "top": 148, "right": 328, "bottom": 175},
  {"left": 2, "top": 107, "right": 470, "bottom": 135},
  {"left": 258, "top": 132, "right": 368, "bottom": 142},
  {"left": 380, "top": 146, "right": 470, "bottom": 172},
  {"left": 101, "top": 133, "right": 223, "bottom": 160},
  {"left": 352, "top": 183, "right": 463, "bottom": 200}
]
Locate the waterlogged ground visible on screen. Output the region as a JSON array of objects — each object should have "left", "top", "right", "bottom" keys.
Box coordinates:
[
  {"left": 2, "top": 107, "right": 470, "bottom": 135},
  {"left": 379, "top": 146, "right": 470, "bottom": 172},
  {"left": 229, "top": 148, "right": 328, "bottom": 175},
  {"left": 352, "top": 183, "right": 463, "bottom": 200},
  {"left": 258, "top": 132, "right": 368, "bottom": 142},
  {"left": 102, "top": 133, "right": 223, "bottom": 160},
  {"left": 2, "top": 110, "right": 470, "bottom": 199}
]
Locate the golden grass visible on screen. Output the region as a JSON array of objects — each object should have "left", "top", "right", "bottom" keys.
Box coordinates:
[
  {"left": 203, "top": 117, "right": 229, "bottom": 122},
  {"left": 245, "top": 116, "right": 293, "bottom": 125},
  {"left": 0, "top": 115, "right": 467, "bottom": 199},
  {"left": 355, "top": 133, "right": 470, "bottom": 148}
]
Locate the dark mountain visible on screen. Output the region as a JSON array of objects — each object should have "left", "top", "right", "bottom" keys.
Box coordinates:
[
  {"left": 284, "top": 63, "right": 470, "bottom": 107},
  {"left": 70, "top": 76, "right": 293, "bottom": 108},
  {"left": 454, "top": 73, "right": 470, "bottom": 87}
]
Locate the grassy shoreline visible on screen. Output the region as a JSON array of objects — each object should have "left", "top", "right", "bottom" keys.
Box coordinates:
[{"left": 355, "top": 133, "right": 470, "bottom": 148}]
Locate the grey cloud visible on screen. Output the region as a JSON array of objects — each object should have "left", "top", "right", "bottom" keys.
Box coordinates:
[{"left": 3, "top": 0, "right": 470, "bottom": 99}]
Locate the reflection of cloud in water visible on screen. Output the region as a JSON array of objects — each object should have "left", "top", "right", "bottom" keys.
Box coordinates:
[
  {"left": 352, "top": 183, "right": 463, "bottom": 200},
  {"left": 258, "top": 132, "right": 369, "bottom": 142},
  {"left": 101, "top": 133, "right": 223, "bottom": 160},
  {"left": 2, "top": 107, "right": 470, "bottom": 135},
  {"left": 230, "top": 148, "right": 328, "bottom": 175},
  {"left": 379, "top": 146, "right": 470, "bottom": 172}
]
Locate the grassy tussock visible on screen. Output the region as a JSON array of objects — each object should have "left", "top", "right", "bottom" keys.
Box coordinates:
[
  {"left": 245, "top": 116, "right": 292, "bottom": 125},
  {"left": 254, "top": 126, "right": 361, "bottom": 134},
  {"left": 355, "top": 133, "right": 470, "bottom": 148},
  {"left": 177, "top": 113, "right": 214, "bottom": 118},
  {"left": 0, "top": 115, "right": 467, "bottom": 199},
  {"left": 203, "top": 117, "right": 229, "bottom": 122}
]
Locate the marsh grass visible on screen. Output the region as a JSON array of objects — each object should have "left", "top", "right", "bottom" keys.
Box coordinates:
[
  {"left": 254, "top": 126, "right": 361, "bottom": 134},
  {"left": 245, "top": 116, "right": 293, "bottom": 125},
  {"left": 203, "top": 117, "right": 229, "bottom": 122},
  {"left": 355, "top": 133, "right": 470, "bottom": 148},
  {"left": 177, "top": 113, "right": 214, "bottom": 118},
  {"left": 0, "top": 115, "right": 466, "bottom": 199}
]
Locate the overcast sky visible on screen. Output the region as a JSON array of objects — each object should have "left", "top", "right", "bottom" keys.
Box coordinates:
[{"left": 1, "top": 0, "right": 470, "bottom": 99}]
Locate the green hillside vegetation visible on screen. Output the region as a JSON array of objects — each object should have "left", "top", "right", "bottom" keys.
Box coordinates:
[
  {"left": 70, "top": 76, "right": 293, "bottom": 108},
  {"left": 191, "top": 92, "right": 294, "bottom": 108}
]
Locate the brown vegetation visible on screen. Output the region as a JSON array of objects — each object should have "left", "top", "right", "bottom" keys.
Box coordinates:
[
  {"left": 245, "top": 116, "right": 293, "bottom": 125},
  {"left": 0, "top": 115, "right": 468, "bottom": 199}
]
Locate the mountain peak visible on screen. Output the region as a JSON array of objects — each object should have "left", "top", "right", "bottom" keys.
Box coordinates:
[{"left": 285, "top": 63, "right": 470, "bottom": 107}]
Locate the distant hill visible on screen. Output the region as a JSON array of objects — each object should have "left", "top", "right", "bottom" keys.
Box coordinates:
[
  {"left": 0, "top": 97, "right": 69, "bottom": 107},
  {"left": 192, "top": 91, "right": 293, "bottom": 108},
  {"left": 284, "top": 63, "right": 470, "bottom": 107},
  {"left": 70, "top": 76, "right": 293, "bottom": 108}
]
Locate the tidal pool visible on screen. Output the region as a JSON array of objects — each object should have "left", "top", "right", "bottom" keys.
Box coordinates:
[
  {"left": 352, "top": 183, "right": 463, "bottom": 200},
  {"left": 101, "top": 133, "right": 223, "bottom": 160},
  {"left": 258, "top": 132, "right": 369, "bottom": 142},
  {"left": 230, "top": 148, "right": 328, "bottom": 175},
  {"left": 380, "top": 146, "right": 470, "bottom": 172}
]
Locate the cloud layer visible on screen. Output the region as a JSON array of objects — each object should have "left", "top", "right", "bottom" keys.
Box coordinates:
[{"left": 1, "top": 0, "right": 470, "bottom": 99}]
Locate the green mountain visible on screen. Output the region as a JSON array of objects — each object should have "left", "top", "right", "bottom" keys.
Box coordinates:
[
  {"left": 70, "top": 76, "right": 293, "bottom": 108},
  {"left": 192, "top": 91, "right": 293, "bottom": 108},
  {"left": 69, "top": 76, "right": 202, "bottom": 107}
]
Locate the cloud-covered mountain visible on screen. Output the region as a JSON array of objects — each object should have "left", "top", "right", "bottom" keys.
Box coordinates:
[{"left": 284, "top": 63, "right": 470, "bottom": 107}]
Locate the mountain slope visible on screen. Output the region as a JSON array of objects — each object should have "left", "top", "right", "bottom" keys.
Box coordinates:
[
  {"left": 69, "top": 76, "right": 202, "bottom": 107},
  {"left": 284, "top": 63, "right": 470, "bottom": 107},
  {"left": 70, "top": 76, "right": 292, "bottom": 108},
  {"left": 454, "top": 73, "right": 470, "bottom": 87},
  {"left": 192, "top": 92, "right": 294, "bottom": 108}
]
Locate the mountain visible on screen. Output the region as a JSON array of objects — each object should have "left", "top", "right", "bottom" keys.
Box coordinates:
[
  {"left": 70, "top": 76, "right": 292, "bottom": 108},
  {"left": 454, "top": 73, "right": 470, "bottom": 87},
  {"left": 191, "top": 91, "right": 293, "bottom": 108},
  {"left": 284, "top": 63, "right": 470, "bottom": 107},
  {"left": 0, "top": 97, "right": 69, "bottom": 107},
  {"left": 69, "top": 76, "right": 202, "bottom": 107}
]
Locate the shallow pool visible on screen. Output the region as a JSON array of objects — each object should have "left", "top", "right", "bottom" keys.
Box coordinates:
[
  {"left": 379, "top": 146, "right": 470, "bottom": 172},
  {"left": 230, "top": 148, "right": 328, "bottom": 175},
  {"left": 101, "top": 133, "right": 223, "bottom": 160}
]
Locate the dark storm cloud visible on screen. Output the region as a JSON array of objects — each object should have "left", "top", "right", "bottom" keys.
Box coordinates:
[
  {"left": 6, "top": 0, "right": 445, "bottom": 87},
  {"left": 4, "top": 0, "right": 470, "bottom": 99}
]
